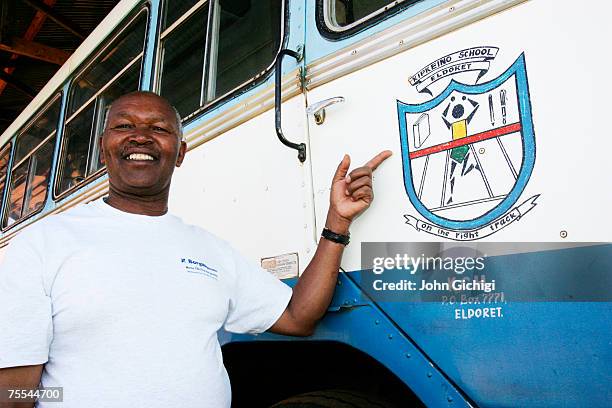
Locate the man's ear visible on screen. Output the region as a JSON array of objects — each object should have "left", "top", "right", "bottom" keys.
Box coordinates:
[
  {"left": 175, "top": 141, "right": 187, "bottom": 167},
  {"left": 99, "top": 134, "right": 106, "bottom": 165}
]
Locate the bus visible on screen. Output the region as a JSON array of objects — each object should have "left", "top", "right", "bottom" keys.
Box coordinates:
[{"left": 1, "top": 0, "right": 610, "bottom": 406}]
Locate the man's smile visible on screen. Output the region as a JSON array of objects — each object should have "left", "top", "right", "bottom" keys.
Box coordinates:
[
  {"left": 125, "top": 153, "right": 156, "bottom": 161},
  {"left": 120, "top": 148, "right": 160, "bottom": 163}
]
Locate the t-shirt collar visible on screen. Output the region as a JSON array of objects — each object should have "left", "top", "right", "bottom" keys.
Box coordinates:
[{"left": 92, "top": 197, "right": 175, "bottom": 223}]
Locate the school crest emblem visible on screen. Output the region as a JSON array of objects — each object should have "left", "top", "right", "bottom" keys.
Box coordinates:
[{"left": 397, "top": 48, "right": 539, "bottom": 240}]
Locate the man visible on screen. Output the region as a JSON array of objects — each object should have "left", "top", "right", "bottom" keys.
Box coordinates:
[{"left": 0, "top": 91, "right": 391, "bottom": 407}]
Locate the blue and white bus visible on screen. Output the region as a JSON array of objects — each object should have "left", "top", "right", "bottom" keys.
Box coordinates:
[{"left": 1, "top": 0, "right": 610, "bottom": 406}]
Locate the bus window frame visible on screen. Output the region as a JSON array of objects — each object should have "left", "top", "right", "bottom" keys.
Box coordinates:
[
  {"left": 55, "top": 99, "right": 98, "bottom": 198},
  {"left": 0, "top": 143, "right": 13, "bottom": 227},
  {"left": 154, "top": 0, "right": 288, "bottom": 124},
  {"left": 316, "top": 0, "right": 421, "bottom": 40},
  {"left": 53, "top": 6, "right": 150, "bottom": 202},
  {"left": 1, "top": 93, "right": 62, "bottom": 232}
]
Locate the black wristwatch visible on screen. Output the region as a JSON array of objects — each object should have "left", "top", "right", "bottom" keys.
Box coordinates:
[{"left": 321, "top": 228, "right": 350, "bottom": 246}]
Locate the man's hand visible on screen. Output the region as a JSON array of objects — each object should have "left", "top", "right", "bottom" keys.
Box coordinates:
[
  {"left": 326, "top": 151, "right": 393, "bottom": 233},
  {"left": 268, "top": 150, "right": 392, "bottom": 337}
]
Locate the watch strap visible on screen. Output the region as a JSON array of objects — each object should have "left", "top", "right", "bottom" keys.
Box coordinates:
[{"left": 321, "top": 228, "right": 350, "bottom": 245}]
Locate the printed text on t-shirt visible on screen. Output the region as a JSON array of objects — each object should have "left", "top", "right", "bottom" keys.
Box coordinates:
[{"left": 181, "top": 258, "right": 218, "bottom": 280}]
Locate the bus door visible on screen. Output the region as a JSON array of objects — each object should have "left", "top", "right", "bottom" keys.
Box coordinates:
[
  {"left": 162, "top": 0, "right": 316, "bottom": 277},
  {"left": 303, "top": 0, "right": 451, "bottom": 273}
]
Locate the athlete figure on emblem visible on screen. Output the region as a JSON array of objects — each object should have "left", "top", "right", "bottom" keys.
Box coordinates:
[{"left": 441, "top": 94, "right": 487, "bottom": 205}]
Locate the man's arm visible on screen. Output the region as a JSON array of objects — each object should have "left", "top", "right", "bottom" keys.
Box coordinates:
[
  {"left": 269, "top": 151, "right": 392, "bottom": 336},
  {"left": 0, "top": 365, "right": 43, "bottom": 408}
]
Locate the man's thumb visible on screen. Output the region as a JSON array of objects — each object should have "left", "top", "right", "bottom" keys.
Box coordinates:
[{"left": 333, "top": 154, "right": 351, "bottom": 182}]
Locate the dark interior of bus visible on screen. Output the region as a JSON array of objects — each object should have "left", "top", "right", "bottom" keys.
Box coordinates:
[{"left": 332, "top": 0, "right": 395, "bottom": 26}]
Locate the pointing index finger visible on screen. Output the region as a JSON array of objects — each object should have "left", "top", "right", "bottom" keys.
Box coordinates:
[{"left": 366, "top": 150, "right": 393, "bottom": 171}]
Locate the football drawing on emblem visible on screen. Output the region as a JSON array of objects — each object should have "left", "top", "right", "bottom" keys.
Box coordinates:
[{"left": 398, "top": 47, "right": 539, "bottom": 240}]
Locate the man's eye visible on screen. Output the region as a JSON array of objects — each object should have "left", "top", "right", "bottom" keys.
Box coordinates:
[
  {"left": 152, "top": 126, "right": 169, "bottom": 133},
  {"left": 113, "top": 124, "right": 133, "bottom": 129}
]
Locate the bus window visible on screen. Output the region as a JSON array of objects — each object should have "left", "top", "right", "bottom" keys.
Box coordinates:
[
  {"left": 58, "top": 104, "right": 95, "bottom": 193},
  {"left": 14, "top": 99, "right": 60, "bottom": 163},
  {"left": 159, "top": 6, "right": 208, "bottom": 118},
  {"left": 0, "top": 145, "right": 10, "bottom": 212},
  {"left": 6, "top": 163, "right": 28, "bottom": 227},
  {"left": 158, "top": 0, "right": 283, "bottom": 119},
  {"left": 162, "top": 0, "right": 201, "bottom": 30},
  {"left": 3, "top": 97, "right": 60, "bottom": 229},
  {"left": 25, "top": 141, "right": 54, "bottom": 214},
  {"left": 206, "top": 0, "right": 282, "bottom": 101},
  {"left": 57, "top": 10, "right": 148, "bottom": 198},
  {"left": 321, "top": 0, "right": 416, "bottom": 34},
  {"left": 68, "top": 13, "right": 147, "bottom": 116}
]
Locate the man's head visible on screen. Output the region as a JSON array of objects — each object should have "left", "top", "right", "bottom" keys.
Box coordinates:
[{"left": 100, "top": 91, "right": 187, "bottom": 199}]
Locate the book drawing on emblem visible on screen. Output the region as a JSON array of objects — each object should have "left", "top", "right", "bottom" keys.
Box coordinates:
[{"left": 413, "top": 113, "right": 430, "bottom": 148}]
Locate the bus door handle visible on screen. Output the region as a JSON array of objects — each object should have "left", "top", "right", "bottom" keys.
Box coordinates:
[
  {"left": 307, "top": 96, "right": 345, "bottom": 125},
  {"left": 275, "top": 48, "right": 306, "bottom": 163}
]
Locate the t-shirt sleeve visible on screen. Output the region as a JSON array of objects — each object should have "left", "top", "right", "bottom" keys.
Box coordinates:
[
  {"left": 0, "top": 228, "right": 53, "bottom": 368},
  {"left": 223, "top": 246, "right": 293, "bottom": 334}
]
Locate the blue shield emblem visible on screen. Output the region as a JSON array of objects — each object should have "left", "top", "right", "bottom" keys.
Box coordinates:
[{"left": 398, "top": 54, "right": 536, "bottom": 233}]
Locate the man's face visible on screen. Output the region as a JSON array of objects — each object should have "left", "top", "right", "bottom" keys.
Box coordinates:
[{"left": 100, "top": 93, "right": 187, "bottom": 197}]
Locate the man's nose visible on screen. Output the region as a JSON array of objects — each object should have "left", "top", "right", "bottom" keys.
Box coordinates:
[{"left": 128, "top": 125, "right": 155, "bottom": 143}]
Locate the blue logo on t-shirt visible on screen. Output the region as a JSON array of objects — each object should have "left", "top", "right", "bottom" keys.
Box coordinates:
[{"left": 181, "top": 258, "right": 218, "bottom": 280}]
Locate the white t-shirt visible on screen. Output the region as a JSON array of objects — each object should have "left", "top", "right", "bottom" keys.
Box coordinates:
[{"left": 0, "top": 198, "right": 293, "bottom": 408}]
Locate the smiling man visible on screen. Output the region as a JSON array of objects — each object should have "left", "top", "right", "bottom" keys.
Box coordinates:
[{"left": 0, "top": 91, "right": 391, "bottom": 408}]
